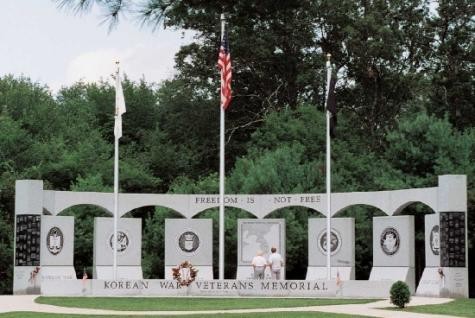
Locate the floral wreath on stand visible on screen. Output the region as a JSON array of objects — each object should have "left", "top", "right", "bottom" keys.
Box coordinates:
[{"left": 172, "top": 261, "right": 198, "bottom": 287}]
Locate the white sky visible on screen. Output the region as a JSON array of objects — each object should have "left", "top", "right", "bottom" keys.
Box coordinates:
[{"left": 0, "top": 1, "right": 193, "bottom": 92}]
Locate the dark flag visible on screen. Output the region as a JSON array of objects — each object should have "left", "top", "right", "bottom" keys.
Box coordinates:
[
  {"left": 326, "top": 74, "right": 337, "bottom": 137},
  {"left": 218, "top": 29, "right": 232, "bottom": 110}
]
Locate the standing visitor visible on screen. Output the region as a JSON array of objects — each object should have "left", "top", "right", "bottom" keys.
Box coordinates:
[
  {"left": 251, "top": 250, "right": 267, "bottom": 279},
  {"left": 268, "top": 247, "right": 284, "bottom": 280}
]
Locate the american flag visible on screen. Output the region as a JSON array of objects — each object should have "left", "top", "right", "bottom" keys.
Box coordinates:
[{"left": 218, "top": 29, "right": 232, "bottom": 110}]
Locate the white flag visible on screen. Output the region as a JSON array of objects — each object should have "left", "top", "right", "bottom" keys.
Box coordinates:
[{"left": 114, "top": 70, "right": 126, "bottom": 138}]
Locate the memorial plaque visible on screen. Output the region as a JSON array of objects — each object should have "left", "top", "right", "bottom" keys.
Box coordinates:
[
  {"left": 318, "top": 229, "right": 342, "bottom": 256},
  {"left": 430, "top": 225, "right": 440, "bottom": 256},
  {"left": 93, "top": 217, "right": 142, "bottom": 266},
  {"left": 46, "top": 227, "right": 63, "bottom": 255},
  {"left": 308, "top": 217, "right": 355, "bottom": 267},
  {"left": 40, "top": 215, "right": 75, "bottom": 266},
  {"left": 15, "top": 215, "right": 41, "bottom": 266},
  {"left": 440, "top": 212, "right": 465, "bottom": 267},
  {"left": 424, "top": 214, "right": 440, "bottom": 267},
  {"left": 238, "top": 219, "right": 285, "bottom": 265},
  {"left": 380, "top": 227, "right": 400, "bottom": 256},
  {"left": 372, "top": 215, "right": 414, "bottom": 267},
  {"left": 165, "top": 219, "right": 212, "bottom": 266}
]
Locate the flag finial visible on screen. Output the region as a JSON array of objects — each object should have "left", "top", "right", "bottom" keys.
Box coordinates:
[{"left": 326, "top": 53, "right": 331, "bottom": 62}]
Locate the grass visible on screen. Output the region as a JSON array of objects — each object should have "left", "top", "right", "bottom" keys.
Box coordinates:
[
  {"left": 0, "top": 312, "right": 371, "bottom": 318},
  {"left": 396, "top": 298, "right": 475, "bottom": 318},
  {"left": 35, "top": 296, "right": 376, "bottom": 311}
]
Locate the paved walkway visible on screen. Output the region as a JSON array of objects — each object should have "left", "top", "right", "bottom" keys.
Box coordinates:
[{"left": 0, "top": 295, "right": 457, "bottom": 317}]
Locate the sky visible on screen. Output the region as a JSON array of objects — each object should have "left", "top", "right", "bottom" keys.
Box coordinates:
[{"left": 0, "top": 1, "right": 193, "bottom": 92}]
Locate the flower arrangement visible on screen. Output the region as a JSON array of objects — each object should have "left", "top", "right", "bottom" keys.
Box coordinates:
[{"left": 172, "top": 261, "right": 198, "bottom": 287}]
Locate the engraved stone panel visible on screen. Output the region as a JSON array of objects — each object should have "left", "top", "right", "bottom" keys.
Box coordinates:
[
  {"left": 40, "top": 215, "right": 75, "bottom": 266},
  {"left": 372, "top": 215, "right": 414, "bottom": 267},
  {"left": 238, "top": 219, "right": 285, "bottom": 266},
  {"left": 165, "top": 219, "right": 212, "bottom": 266},
  {"left": 308, "top": 218, "right": 354, "bottom": 267},
  {"left": 424, "top": 214, "right": 440, "bottom": 267},
  {"left": 440, "top": 212, "right": 465, "bottom": 267},
  {"left": 93, "top": 217, "right": 142, "bottom": 266},
  {"left": 15, "top": 215, "right": 41, "bottom": 266}
]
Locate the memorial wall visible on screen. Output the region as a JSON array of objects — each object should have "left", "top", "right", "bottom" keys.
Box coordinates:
[{"left": 13, "top": 175, "right": 469, "bottom": 298}]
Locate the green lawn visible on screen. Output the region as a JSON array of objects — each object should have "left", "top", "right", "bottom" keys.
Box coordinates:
[
  {"left": 0, "top": 312, "right": 370, "bottom": 318},
  {"left": 35, "top": 296, "right": 376, "bottom": 311},
  {"left": 398, "top": 298, "right": 475, "bottom": 318}
]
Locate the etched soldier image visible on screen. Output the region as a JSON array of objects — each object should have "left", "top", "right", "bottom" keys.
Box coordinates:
[
  {"left": 318, "top": 229, "right": 341, "bottom": 256},
  {"left": 380, "top": 227, "right": 400, "bottom": 255},
  {"left": 46, "top": 226, "right": 63, "bottom": 255},
  {"left": 109, "top": 231, "right": 129, "bottom": 253},
  {"left": 178, "top": 231, "right": 200, "bottom": 253},
  {"left": 430, "top": 225, "right": 440, "bottom": 255}
]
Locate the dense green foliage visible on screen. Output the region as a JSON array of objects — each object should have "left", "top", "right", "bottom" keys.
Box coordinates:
[
  {"left": 0, "top": 0, "right": 473, "bottom": 295},
  {"left": 390, "top": 281, "right": 411, "bottom": 308}
]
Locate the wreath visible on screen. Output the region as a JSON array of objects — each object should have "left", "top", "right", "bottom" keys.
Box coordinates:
[{"left": 172, "top": 261, "right": 198, "bottom": 287}]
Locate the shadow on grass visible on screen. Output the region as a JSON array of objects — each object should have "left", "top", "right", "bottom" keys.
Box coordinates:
[
  {"left": 35, "top": 296, "right": 377, "bottom": 311},
  {"left": 0, "top": 311, "right": 373, "bottom": 318}
]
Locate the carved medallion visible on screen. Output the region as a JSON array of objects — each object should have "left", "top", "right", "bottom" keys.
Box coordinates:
[
  {"left": 318, "top": 229, "right": 341, "bottom": 256},
  {"left": 380, "top": 227, "right": 400, "bottom": 256},
  {"left": 47, "top": 227, "right": 63, "bottom": 255},
  {"left": 430, "top": 225, "right": 440, "bottom": 255},
  {"left": 109, "top": 231, "right": 129, "bottom": 253},
  {"left": 178, "top": 231, "right": 200, "bottom": 253}
]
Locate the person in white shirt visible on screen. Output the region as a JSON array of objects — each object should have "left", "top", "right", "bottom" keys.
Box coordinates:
[
  {"left": 268, "top": 247, "right": 284, "bottom": 280},
  {"left": 251, "top": 250, "right": 267, "bottom": 279}
]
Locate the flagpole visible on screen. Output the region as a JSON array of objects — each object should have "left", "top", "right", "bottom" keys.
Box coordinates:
[
  {"left": 113, "top": 132, "right": 119, "bottom": 280},
  {"left": 218, "top": 13, "right": 226, "bottom": 280},
  {"left": 325, "top": 53, "right": 332, "bottom": 280},
  {"left": 113, "top": 61, "right": 120, "bottom": 281}
]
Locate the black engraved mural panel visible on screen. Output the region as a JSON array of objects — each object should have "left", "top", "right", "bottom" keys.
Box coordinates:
[
  {"left": 15, "top": 215, "right": 41, "bottom": 266},
  {"left": 440, "top": 212, "right": 465, "bottom": 267}
]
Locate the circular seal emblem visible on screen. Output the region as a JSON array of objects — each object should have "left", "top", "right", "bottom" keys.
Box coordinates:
[
  {"left": 46, "top": 227, "right": 63, "bottom": 255},
  {"left": 380, "top": 227, "right": 400, "bottom": 255},
  {"left": 178, "top": 231, "right": 200, "bottom": 253},
  {"left": 430, "top": 225, "right": 440, "bottom": 255},
  {"left": 109, "top": 231, "right": 129, "bottom": 253},
  {"left": 317, "top": 229, "right": 341, "bottom": 256}
]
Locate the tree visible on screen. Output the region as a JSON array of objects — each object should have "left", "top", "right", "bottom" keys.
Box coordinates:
[
  {"left": 56, "top": 0, "right": 443, "bottom": 148},
  {"left": 426, "top": 0, "right": 475, "bottom": 130}
]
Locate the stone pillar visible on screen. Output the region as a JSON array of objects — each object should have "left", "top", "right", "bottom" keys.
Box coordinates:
[
  {"left": 306, "top": 217, "right": 355, "bottom": 280},
  {"left": 40, "top": 216, "right": 76, "bottom": 282},
  {"left": 13, "top": 180, "right": 44, "bottom": 294},
  {"left": 93, "top": 217, "right": 142, "bottom": 279},
  {"left": 417, "top": 175, "right": 468, "bottom": 297},
  {"left": 236, "top": 219, "right": 285, "bottom": 279},
  {"left": 164, "top": 219, "right": 213, "bottom": 279},
  {"left": 369, "top": 215, "right": 415, "bottom": 293}
]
